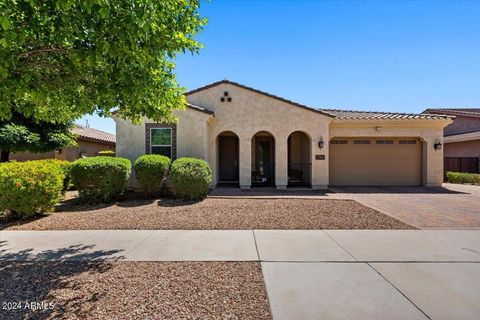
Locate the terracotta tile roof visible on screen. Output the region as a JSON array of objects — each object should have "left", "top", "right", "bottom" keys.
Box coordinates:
[
  {"left": 185, "top": 79, "right": 335, "bottom": 118},
  {"left": 74, "top": 125, "right": 116, "bottom": 144},
  {"left": 424, "top": 108, "right": 480, "bottom": 118},
  {"left": 319, "top": 109, "right": 453, "bottom": 120}
]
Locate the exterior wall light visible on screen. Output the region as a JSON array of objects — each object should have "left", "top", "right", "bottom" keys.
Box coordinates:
[
  {"left": 434, "top": 139, "right": 442, "bottom": 151},
  {"left": 375, "top": 126, "right": 382, "bottom": 132},
  {"left": 318, "top": 138, "right": 324, "bottom": 149}
]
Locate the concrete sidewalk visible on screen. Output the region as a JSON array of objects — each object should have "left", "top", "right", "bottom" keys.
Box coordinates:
[
  {"left": 1, "top": 230, "right": 480, "bottom": 319},
  {"left": 1, "top": 230, "right": 479, "bottom": 262}
]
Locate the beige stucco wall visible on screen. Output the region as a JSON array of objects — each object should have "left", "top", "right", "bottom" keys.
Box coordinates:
[
  {"left": 114, "top": 108, "right": 211, "bottom": 188},
  {"left": 8, "top": 140, "right": 114, "bottom": 162},
  {"left": 10, "top": 150, "right": 56, "bottom": 161},
  {"left": 115, "top": 110, "right": 210, "bottom": 163},
  {"left": 330, "top": 120, "right": 451, "bottom": 187},
  {"left": 115, "top": 82, "right": 452, "bottom": 189},
  {"left": 444, "top": 140, "right": 480, "bottom": 158},
  {"left": 187, "top": 83, "right": 333, "bottom": 189}
]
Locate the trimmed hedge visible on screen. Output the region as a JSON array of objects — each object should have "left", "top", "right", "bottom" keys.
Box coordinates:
[
  {"left": 43, "top": 159, "right": 72, "bottom": 192},
  {"left": 0, "top": 160, "right": 64, "bottom": 218},
  {"left": 446, "top": 171, "right": 480, "bottom": 185},
  {"left": 70, "top": 156, "right": 131, "bottom": 203},
  {"left": 134, "top": 154, "right": 171, "bottom": 196},
  {"left": 170, "top": 157, "right": 212, "bottom": 200},
  {"left": 98, "top": 150, "right": 115, "bottom": 157}
]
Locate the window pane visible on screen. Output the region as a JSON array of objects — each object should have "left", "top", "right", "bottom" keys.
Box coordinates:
[
  {"left": 151, "top": 128, "right": 171, "bottom": 145},
  {"left": 151, "top": 146, "right": 172, "bottom": 158},
  {"left": 376, "top": 140, "right": 394, "bottom": 145},
  {"left": 353, "top": 140, "right": 370, "bottom": 144}
]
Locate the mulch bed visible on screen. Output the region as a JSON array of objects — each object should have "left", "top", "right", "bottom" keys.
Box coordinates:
[
  {"left": 1, "top": 198, "right": 415, "bottom": 230},
  {"left": 0, "top": 261, "right": 271, "bottom": 320}
]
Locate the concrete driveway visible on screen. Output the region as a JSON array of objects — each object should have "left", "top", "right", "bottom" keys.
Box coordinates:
[{"left": 329, "top": 183, "right": 480, "bottom": 229}]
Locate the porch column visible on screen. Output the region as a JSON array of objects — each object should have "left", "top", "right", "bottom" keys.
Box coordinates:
[
  {"left": 423, "top": 137, "right": 444, "bottom": 187},
  {"left": 239, "top": 135, "right": 251, "bottom": 189},
  {"left": 275, "top": 136, "right": 288, "bottom": 189}
]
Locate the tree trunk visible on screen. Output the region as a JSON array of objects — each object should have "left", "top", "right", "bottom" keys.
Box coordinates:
[{"left": 0, "top": 150, "right": 10, "bottom": 162}]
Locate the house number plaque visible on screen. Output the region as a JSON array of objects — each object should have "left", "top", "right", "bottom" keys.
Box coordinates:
[{"left": 315, "top": 155, "right": 325, "bottom": 160}]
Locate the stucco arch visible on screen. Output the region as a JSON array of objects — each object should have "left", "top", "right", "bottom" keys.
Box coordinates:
[
  {"left": 287, "top": 131, "right": 312, "bottom": 186},
  {"left": 251, "top": 131, "right": 276, "bottom": 186}
]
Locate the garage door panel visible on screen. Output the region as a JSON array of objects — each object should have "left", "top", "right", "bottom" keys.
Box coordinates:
[{"left": 329, "top": 138, "right": 422, "bottom": 186}]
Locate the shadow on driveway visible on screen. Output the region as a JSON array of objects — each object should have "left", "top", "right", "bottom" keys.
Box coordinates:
[{"left": 328, "top": 186, "right": 468, "bottom": 194}]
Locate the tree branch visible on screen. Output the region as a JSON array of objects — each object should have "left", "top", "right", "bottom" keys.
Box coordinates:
[{"left": 19, "top": 48, "right": 67, "bottom": 59}]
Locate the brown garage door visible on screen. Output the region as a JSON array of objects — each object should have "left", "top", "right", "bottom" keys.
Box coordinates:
[{"left": 329, "top": 138, "right": 422, "bottom": 186}]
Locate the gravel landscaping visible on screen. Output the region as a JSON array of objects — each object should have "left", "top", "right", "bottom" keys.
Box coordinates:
[
  {"left": 1, "top": 198, "right": 414, "bottom": 230},
  {"left": 0, "top": 261, "right": 271, "bottom": 320}
]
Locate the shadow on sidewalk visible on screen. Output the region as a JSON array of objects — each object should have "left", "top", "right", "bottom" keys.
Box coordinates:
[{"left": 0, "top": 241, "right": 124, "bottom": 320}]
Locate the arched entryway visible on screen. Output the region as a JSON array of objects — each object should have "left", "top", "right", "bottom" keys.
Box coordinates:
[
  {"left": 288, "top": 131, "right": 312, "bottom": 187},
  {"left": 217, "top": 131, "right": 239, "bottom": 185},
  {"left": 251, "top": 131, "right": 275, "bottom": 187}
]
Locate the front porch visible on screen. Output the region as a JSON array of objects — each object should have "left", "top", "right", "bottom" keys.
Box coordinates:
[{"left": 216, "top": 130, "right": 316, "bottom": 189}]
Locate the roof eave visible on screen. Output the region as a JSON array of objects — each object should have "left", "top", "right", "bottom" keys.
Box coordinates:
[
  {"left": 185, "top": 80, "right": 335, "bottom": 118},
  {"left": 77, "top": 136, "right": 116, "bottom": 145}
]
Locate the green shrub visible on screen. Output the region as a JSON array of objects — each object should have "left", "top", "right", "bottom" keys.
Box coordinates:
[
  {"left": 43, "top": 159, "right": 72, "bottom": 192},
  {"left": 446, "top": 171, "right": 480, "bottom": 185},
  {"left": 170, "top": 157, "right": 212, "bottom": 200},
  {"left": 0, "top": 160, "right": 64, "bottom": 218},
  {"left": 70, "top": 156, "right": 131, "bottom": 203},
  {"left": 134, "top": 155, "right": 171, "bottom": 196},
  {"left": 98, "top": 150, "right": 115, "bottom": 157}
]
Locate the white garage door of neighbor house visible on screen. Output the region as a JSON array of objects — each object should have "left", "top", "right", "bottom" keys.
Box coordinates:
[{"left": 329, "top": 138, "right": 423, "bottom": 186}]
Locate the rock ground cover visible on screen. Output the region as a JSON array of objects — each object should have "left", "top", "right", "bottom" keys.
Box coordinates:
[
  {"left": 1, "top": 197, "right": 415, "bottom": 230},
  {"left": 0, "top": 261, "right": 271, "bottom": 320}
]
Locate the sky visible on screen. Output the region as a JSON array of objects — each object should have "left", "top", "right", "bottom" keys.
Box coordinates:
[{"left": 78, "top": 0, "right": 480, "bottom": 134}]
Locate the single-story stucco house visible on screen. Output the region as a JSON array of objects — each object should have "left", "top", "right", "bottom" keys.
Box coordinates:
[
  {"left": 7, "top": 124, "right": 116, "bottom": 162},
  {"left": 115, "top": 80, "right": 453, "bottom": 189},
  {"left": 424, "top": 108, "right": 480, "bottom": 174}
]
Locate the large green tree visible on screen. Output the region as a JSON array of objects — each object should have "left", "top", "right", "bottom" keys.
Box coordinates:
[
  {"left": 0, "top": 0, "right": 206, "bottom": 123},
  {"left": 0, "top": 111, "right": 77, "bottom": 162}
]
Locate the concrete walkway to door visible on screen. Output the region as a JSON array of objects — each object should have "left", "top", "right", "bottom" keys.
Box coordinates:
[{"left": 1, "top": 230, "right": 480, "bottom": 319}]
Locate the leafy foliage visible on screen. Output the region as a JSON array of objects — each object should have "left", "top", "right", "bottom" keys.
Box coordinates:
[
  {"left": 0, "top": 0, "right": 206, "bottom": 123},
  {"left": 0, "top": 160, "right": 64, "bottom": 218},
  {"left": 70, "top": 156, "right": 131, "bottom": 203},
  {"left": 44, "top": 159, "right": 73, "bottom": 192},
  {"left": 134, "top": 154, "right": 171, "bottom": 196},
  {"left": 446, "top": 171, "right": 480, "bottom": 185},
  {"left": 0, "top": 111, "right": 76, "bottom": 161},
  {"left": 170, "top": 157, "right": 212, "bottom": 200}
]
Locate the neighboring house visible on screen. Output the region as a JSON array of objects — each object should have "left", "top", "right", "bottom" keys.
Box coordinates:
[
  {"left": 424, "top": 108, "right": 480, "bottom": 174},
  {"left": 9, "top": 125, "right": 116, "bottom": 162},
  {"left": 115, "top": 80, "right": 452, "bottom": 189}
]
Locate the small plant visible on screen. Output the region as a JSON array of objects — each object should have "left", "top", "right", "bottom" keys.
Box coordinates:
[
  {"left": 0, "top": 160, "right": 64, "bottom": 218},
  {"left": 134, "top": 155, "right": 171, "bottom": 196},
  {"left": 170, "top": 157, "right": 212, "bottom": 200},
  {"left": 98, "top": 150, "right": 116, "bottom": 157},
  {"left": 70, "top": 156, "right": 131, "bottom": 203},
  {"left": 446, "top": 171, "right": 480, "bottom": 185}
]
